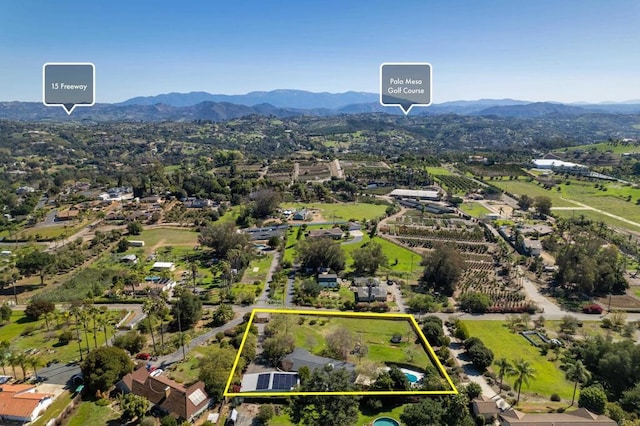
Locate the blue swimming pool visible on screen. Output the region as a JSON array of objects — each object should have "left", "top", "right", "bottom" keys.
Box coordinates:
[
  {"left": 373, "top": 417, "right": 400, "bottom": 426},
  {"left": 404, "top": 372, "right": 419, "bottom": 383}
]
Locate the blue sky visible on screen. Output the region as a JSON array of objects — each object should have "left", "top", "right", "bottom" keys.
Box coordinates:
[{"left": 1, "top": 0, "right": 639, "bottom": 103}]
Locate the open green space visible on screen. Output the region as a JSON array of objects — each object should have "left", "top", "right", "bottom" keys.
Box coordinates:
[
  {"left": 135, "top": 228, "right": 199, "bottom": 253},
  {"left": 65, "top": 400, "right": 120, "bottom": 426},
  {"left": 426, "top": 166, "right": 453, "bottom": 176},
  {"left": 556, "top": 142, "right": 640, "bottom": 154},
  {"left": 269, "top": 404, "right": 407, "bottom": 426},
  {"left": 282, "top": 202, "right": 388, "bottom": 222},
  {"left": 291, "top": 315, "right": 434, "bottom": 370},
  {"left": 459, "top": 202, "right": 492, "bottom": 218},
  {"left": 553, "top": 209, "right": 640, "bottom": 231},
  {"left": 490, "top": 178, "right": 577, "bottom": 207},
  {"left": 241, "top": 253, "right": 274, "bottom": 283},
  {"left": 462, "top": 320, "right": 574, "bottom": 400}
]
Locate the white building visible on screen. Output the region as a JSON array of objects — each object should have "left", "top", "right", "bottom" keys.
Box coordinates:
[
  {"left": 151, "top": 262, "right": 175, "bottom": 271},
  {"left": 531, "top": 159, "right": 586, "bottom": 170},
  {"left": 389, "top": 189, "right": 440, "bottom": 201}
]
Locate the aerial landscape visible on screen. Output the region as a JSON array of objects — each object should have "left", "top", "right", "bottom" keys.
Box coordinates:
[{"left": 1, "top": 1, "right": 640, "bottom": 426}]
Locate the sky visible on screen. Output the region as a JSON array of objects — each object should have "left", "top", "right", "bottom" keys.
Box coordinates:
[{"left": 1, "top": 0, "right": 639, "bottom": 104}]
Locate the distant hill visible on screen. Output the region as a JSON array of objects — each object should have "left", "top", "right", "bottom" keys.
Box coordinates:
[
  {"left": 119, "top": 89, "right": 379, "bottom": 109},
  {"left": 475, "top": 102, "right": 595, "bottom": 117}
]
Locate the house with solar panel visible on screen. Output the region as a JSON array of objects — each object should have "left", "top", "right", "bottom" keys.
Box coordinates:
[{"left": 117, "top": 367, "right": 211, "bottom": 422}]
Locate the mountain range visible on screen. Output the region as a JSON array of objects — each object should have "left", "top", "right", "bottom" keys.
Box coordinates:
[{"left": 2, "top": 90, "right": 640, "bottom": 121}]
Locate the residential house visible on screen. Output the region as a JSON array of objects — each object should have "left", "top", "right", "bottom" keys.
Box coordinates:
[
  {"left": 293, "top": 209, "right": 309, "bottom": 221},
  {"left": 239, "top": 372, "right": 300, "bottom": 393},
  {"left": 347, "top": 222, "right": 361, "bottom": 231},
  {"left": 317, "top": 273, "right": 339, "bottom": 289},
  {"left": 151, "top": 262, "right": 175, "bottom": 272},
  {"left": 471, "top": 396, "right": 499, "bottom": 423},
  {"left": 307, "top": 228, "right": 343, "bottom": 240},
  {"left": 183, "top": 198, "right": 214, "bottom": 209},
  {"left": 353, "top": 277, "right": 380, "bottom": 287},
  {"left": 522, "top": 239, "right": 542, "bottom": 257},
  {"left": 0, "top": 384, "right": 53, "bottom": 423},
  {"left": 281, "top": 348, "right": 356, "bottom": 374},
  {"left": 56, "top": 209, "right": 79, "bottom": 221},
  {"left": 499, "top": 407, "right": 616, "bottom": 426},
  {"left": 354, "top": 286, "right": 387, "bottom": 303},
  {"left": 120, "top": 254, "right": 138, "bottom": 264},
  {"left": 117, "top": 367, "right": 211, "bottom": 422}
]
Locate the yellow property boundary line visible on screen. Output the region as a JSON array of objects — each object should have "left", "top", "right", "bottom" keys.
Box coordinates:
[{"left": 223, "top": 308, "right": 458, "bottom": 397}]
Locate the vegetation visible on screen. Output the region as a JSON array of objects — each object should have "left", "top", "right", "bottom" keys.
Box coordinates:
[{"left": 81, "top": 346, "right": 133, "bottom": 396}]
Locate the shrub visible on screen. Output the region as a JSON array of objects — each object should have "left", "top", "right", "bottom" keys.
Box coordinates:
[
  {"left": 454, "top": 322, "right": 470, "bottom": 340},
  {"left": 58, "top": 330, "right": 74, "bottom": 345},
  {"left": 550, "top": 393, "right": 561, "bottom": 402},
  {"left": 21, "top": 325, "right": 37, "bottom": 336}
]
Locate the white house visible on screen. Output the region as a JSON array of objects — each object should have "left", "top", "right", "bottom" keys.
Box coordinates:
[{"left": 151, "top": 262, "right": 175, "bottom": 271}]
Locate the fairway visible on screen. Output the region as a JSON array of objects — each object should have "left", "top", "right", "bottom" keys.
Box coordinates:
[{"left": 462, "top": 321, "right": 574, "bottom": 400}]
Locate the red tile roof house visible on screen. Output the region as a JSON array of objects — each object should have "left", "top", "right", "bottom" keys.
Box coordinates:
[
  {"left": 0, "top": 383, "right": 53, "bottom": 423},
  {"left": 117, "top": 367, "right": 211, "bottom": 423}
]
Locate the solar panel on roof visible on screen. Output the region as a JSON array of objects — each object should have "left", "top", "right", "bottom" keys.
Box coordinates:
[
  {"left": 256, "top": 373, "right": 271, "bottom": 390},
  {"left": 272, "top": 373, "right": 297, "bottom": 390},
  {"left": 188, "top": 388, "right": 207, "bottom": 406}
]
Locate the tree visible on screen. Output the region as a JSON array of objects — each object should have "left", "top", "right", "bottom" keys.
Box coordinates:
[
  {"left": 16, "top": 251, "right": 55, "bottom": 285},
  {"left": 620, "top": 382, "right": 640, "bottom": 415},
  {"left": 121, "top": 393, "right": 149, "bottom": 421},
  {"left": 297, "top": 237, "right": 346, "bottom": 273},
  {"left": 113, "top": 330, "right": 145, "bottom": 354},
  {"left": 255, "top": 405, "right": 274, "bottom": 426},
  {"left": 289, "top": 367, "right": 359, "bottom": 426},
  {"left": 564, "top": 359, "right": 591, "bottom": 406},
  {"left": 458, "top": 292, "right": 491, "bottom": 313},
  {"left": 420, "top": 243, "right": 464, "bottom": 296},
  {"left": 211, "top": 304, "right": 234, "bottom": 326},
  {"left": 468, "top": 343, "right": 494, "bottom": 372},
  {"left": 198, "top": 347, "right": 237, "bottom": 402},
  {"left": 0, "top": 304, "right": 11, "bottom": 322},
  {"left": 126, "top": 221, "right": 143, "bottom": 235},
  {"left": 300, "top": 278, "right": 322, "bottom": 298},
  {"left": 578, "top": 385, "right": 607, "bottom": 414},
  {"left": 263, "top": 333, "right": 295, "bottom": 366},
  {"left": 421, "top": 317, "right": 445, "bottom": 347},
  {"left": 406, "top": 294, "right": 437, "bottom": 314},
  {"left": 518, "top": 194, "right": 534, "bottom": 211},
  {"left": 81, "top": 346, "right": 133, "bottom": 395},
  {"left": 171, "top": 290, "right": 202, "bottom": 330},
  {"left": 25, "top": 300, "right": 55, "bottom": 320},
  {"left": 251, "top": 189, "right": 281, "bottom": 219},
  {"left": 509, "top": 358, "right": 536, "bottom": 405},
  {"left": 326, "top": 328, "right": 353, "bottom": 361},
  {"left": 198, "top": 222, "right": 249, "bottom": 258},
  {"left": 351, "top": 241, "right": 388, "bottom": 275},
  {"left": 400, "top": 397, "right": 446, "bottom": 425},
  {"left": 142, "top": 300, "right": 158, "bottom": 355},
  {"left": 116, "top": 238, "right": 130, "bottom": 252},
  {"left": 534, "top": 196, "right": 552, "bottom": 217},
  {"left": 494, "top": 357, "right": 514, "bottom": 392}
]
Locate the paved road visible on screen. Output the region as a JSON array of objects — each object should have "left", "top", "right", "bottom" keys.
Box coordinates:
[{"left": 341, "top": 230, "right": 363, "bottom": 245}]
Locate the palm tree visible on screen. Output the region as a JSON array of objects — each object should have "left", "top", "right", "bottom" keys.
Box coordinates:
[
  {"left": 97, "top": 315, "right": 110, "bottom": 347},
  {"left": 0, "top": 342, "right": 9, "bottom": 375},
  {"left": 173, "top": 331, "right": 192, "bottom": 361},
  {"left": 510, "top": 359, "right": 536, "bottom": 405},
  {"left": 88, "top": 305, "right": 100, "bottom": 349},
  {"left": 15, "top": 352, "right": 27, "bottom": 380},
  {"left": 27, "top": 354, "right": 44, "bottom": 379},
  {"left": 564, "top": 359, "right": 591, "bottom": 406},
  {"left": 494, "top": 357, "right": 514, "bottom": 392},
  {"left": 7, "top": 351, "right": 18, "bottom": 378},
  {"left": 69, "top": 305, "right": 84, "bottom": 361},
  {"left": 79, "top": 308, "right": 91, "bottom": 353},
  {"left": 142, "top": 300, "right": 158, "bottom": 355}
]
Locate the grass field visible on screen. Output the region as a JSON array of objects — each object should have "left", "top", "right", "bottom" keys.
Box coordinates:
[
  {"left": 490, "top": 178, "right": 578, "bottom": 207},
  {"left": 462, "top": 321, "right": 574, "bottom": 401},
  {"left": 135, "top": 228, "right": 199, "bottom": 253},
  {"left": 282, "top": 202, "right": 388, "bottom": 222},
  {"left": 426, "top": 166, "right": 453, "bottom": 176},
  {"left": 344, "top": 236, "right": 423, "bottom": 281},
  {"left": 65, "top": 400, "right": 120, "bottom": 426},
  {"left": 291, "top": 315, "right": 434, "bottom": 370},
  {"left": 459, "top": 202, "right": 492, "bottom": 218},
  {"left": 556, "top": 142, "right": 640, "bottom": 154},
  {"left": 241, "top": 253, "right": 274, "bottom": 284},
  {"left": 553, "top": 209, "right": 640, "bottom": 231}
]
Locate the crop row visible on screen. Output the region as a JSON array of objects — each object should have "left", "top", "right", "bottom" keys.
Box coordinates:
[{"left": 396, "top": 238, "right": 491, "bottom": 253}]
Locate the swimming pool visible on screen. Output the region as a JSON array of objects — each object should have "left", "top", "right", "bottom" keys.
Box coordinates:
[
  {"left": 404, "top": 372, "right": 419, "bottom": 383},
  {"left": 373, "top": 417, "right": 400, "bottom": 426}
]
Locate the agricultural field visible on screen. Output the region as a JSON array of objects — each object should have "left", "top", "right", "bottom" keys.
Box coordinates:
[
  {"left": 490, "top": 177, "right": 578, "bottom": 207},
  {"left": 134, "top": 228, "right": 199, "bottom": 254},
  {"left": 462, "top": 321, "right": 574, "bottom": 400},
  {"left": 425, "top": 166, "right": 453, "bottom": 176},
  {"left": 434, "top": 174, "right": 483, "bottom": 195},
  {"left": 556, "top": 141, "right": 640, "bottom": 155}
]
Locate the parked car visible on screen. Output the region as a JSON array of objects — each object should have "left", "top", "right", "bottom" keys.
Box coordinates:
[{"left": 136, "top": 352, "right": 152, "bottom": 360}]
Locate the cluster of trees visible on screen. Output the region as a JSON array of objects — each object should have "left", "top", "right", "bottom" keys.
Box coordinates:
[
  {"left": 400, "top": 385, "right": 481, "bottom": 426},
  {"left": 0, "top": 340, "right": 46, "bottom": 381},
  {"left": 464, "top": 337, "right": 494, "bottom": 372},
  {"left": 420, "top": 243, "right": 464, "bottom": 296},
  {"left": 351, "top": 241, "right": 387, "bottom": 275},
  {"left": 517, "top": 194, "right": 552, "bottom": 216},
  {"left": 493, "top": 357, "right": 536, "bottom": 404},
  {"left": 297, "top": 237, "right": 346, "bottom": 273},
  {"left": 262, "top": 315, "right": 295, "bottom": 367},
  {"left": 81, "top": 346, "right": 133, "bottom": 396},
  {"left": 555, "top": 238, "right": 628, "bottom": 294}
]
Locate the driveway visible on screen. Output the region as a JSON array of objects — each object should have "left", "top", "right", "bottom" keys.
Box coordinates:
[
  {"left": 36, "top": 362, "right": 81, "bottom": 387},
  {"left": 341, "top": 230, "right": 363, "bottom": 245}
]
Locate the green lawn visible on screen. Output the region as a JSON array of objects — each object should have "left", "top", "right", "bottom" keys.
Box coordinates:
[
  {"left": 426, "top": 166, "right": 453, "bottom": 175},
  {"left": 462, "top": 321, "right": 574, "bottom": 401},
  {"left": 556, "top": 141, "right": 640, "bottom": 154},
  {"left": 344, "top": 236, "right": 423, "bottom": 281},
  {"left": 282, "top": 202, "right": 388, "bottom": 222},
  {"left": 490, "top": 178, "right": 578, "bottom": 207},
  {"left": 553, "top": 209, "right": 640, "bottom": 231},
  {"left": 241, "top": 253, "right": 274, "bottom": 283},
  {"left": 65, "top": 400, "right": 120, "bottom": 426},
  {"left": 459, "top": 202, "right": 492, "bottom": 218},
  {"left": 136, "top": 228, "right": 199, "bottom": 253},
  {"left": 269, "top": 404, "right": 407, "bottom": 426},
  {"left": 291, "top": 315, "right": 434, "bottom": 371}
]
